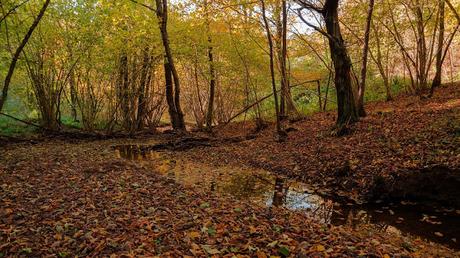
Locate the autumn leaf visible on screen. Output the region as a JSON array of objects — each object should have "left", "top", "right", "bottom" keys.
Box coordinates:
[
  {"left": 187, "top": 231, "right": 201, "bottom": 239},
  {"left": 201, "top": 245, "right": 220, "bottom": 255}
]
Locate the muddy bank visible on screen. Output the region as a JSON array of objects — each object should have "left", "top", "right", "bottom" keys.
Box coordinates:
[{"left": 370, "top": 166, "right": 460, "bottom": 207}]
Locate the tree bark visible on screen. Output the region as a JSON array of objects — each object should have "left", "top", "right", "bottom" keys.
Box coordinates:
[
  {"left": 260, "top": 0, "right": 284, "bottom": 139},
  {"left": 414, "top": 0, "right": 428, "bottom": 92},
  {"left": 204, "top": 0, "right": 216, "bottom": 130},
  {"left": 297, "top": 0, "right": 358, "bottom": 132},
  {"left": 357, "top": 0, "right": 374, "bottom": 117},
  {"left": 0, "top": 0, "right": 50, "bottom": 112},
  {"left": 316, "top": 80, "right": 322, "bottom": 111},
  {"left": 322, "top": 0, "right": 358, "bottom": 131},
  {"left": 430, "top": 0, "right": 445, "bottom": 96},
  {"left": 280, "top": 0, "right": 298, "bottom": 119},
  {"left": 155, "top": 0, "right": 186, "bottom": 131},
  {"left": 69, "top": 69, "right": 78, "bottom": 122},
  {"left": 137, "top": 47, "right": 151, "bottom": 130}
]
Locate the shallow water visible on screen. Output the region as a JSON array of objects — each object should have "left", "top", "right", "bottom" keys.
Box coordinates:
[{"left": 114, "top": 144, "right": 460, "bottom": 250}]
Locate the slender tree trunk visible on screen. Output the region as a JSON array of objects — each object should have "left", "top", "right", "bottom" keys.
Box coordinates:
[
  {"left": 275, "top": 3, "right": 285, "bottom": 117},
  {"left": 163, "top": 59, "right": 181, "bottom": 128},
  {"left": 276, "top": 0, "right": 297, "bottom": 119},
  {"left": 118, "top": 53, "right": 130, "bottom": 130},
  {"left": 204, "top": 0, "right": 216, "bottom": 130},
  {"left": 193, "top": 47, "right": 205, "bottom": 128},
  {"left": 323, "top": 69, "right": 332, "bottom": 111},
  {"left": 137, "top": 47, "right": 150, "bottom": 130},
  {"left": 260, "top": 0, "right": 284, "bottom": 140},
  {"left": 155, "top": 0, "right": 185, "bottom": 130},
  {"left": 280, "top": 0, "right": 298, "bottom": 119},
  {"left": 316, "top": 80, "right": 322, "bottom": 111},
  {"left": 357, "top": 0, "right": 374, "bottom": 117},
  {"left": 430, "top": 0, "right": 445, "bottom": 96},
  {"left": 69, "top": 70, "right": 78, "bottom": 122},
  {"left": 0, "top": 0, "right": 50, "bottom": 112},
  {"left": 415, "top": 0, "right": 428, "bottom": 92},
  {"left": 322, "top": 0, "right": 358, "bottom": 132}
]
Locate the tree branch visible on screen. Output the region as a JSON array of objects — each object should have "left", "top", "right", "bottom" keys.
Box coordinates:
[
  {"left": 296, "top": 8, "right": 333, "bottom": 41},
  {"left": 295, "top": 0, "right": 323, "bottom": 13},
  {"left": 129, "top": 0, "right": 155, "bottom": 12},
  {"left": 0, "top": 0, "right": 30, "bottom": 24}
]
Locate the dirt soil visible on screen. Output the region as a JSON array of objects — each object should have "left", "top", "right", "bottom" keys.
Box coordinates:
[
  {"left": 1, "top": 140, "right": 459, "bottom": 257},
  {"left": 181, "top": 84, "right": 460, "bottom": 206}
]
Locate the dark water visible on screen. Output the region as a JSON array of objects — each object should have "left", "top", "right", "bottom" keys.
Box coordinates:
[{"left": 114, "top": 144, "right": 460, "bottom": 250}]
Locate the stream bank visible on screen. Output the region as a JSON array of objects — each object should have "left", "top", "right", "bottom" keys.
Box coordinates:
[{"left": 114, "top": 144, "right": 460, "bottom": 250}]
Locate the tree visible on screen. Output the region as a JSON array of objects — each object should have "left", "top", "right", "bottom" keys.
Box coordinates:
[
  {"left": 297, "top": 0, "right": 359, "bottom": 133},
  {"left": 0, "top": 0, "right": 50, "bottom": 113},
  {"left": 276, "top": 0, "right": 298, "bottom": 120},
  {"left": 260, "top": 0, "right": 285, "bottom": 140},
  {"left": 357, "top": 0, "right": 375, "bottom": 117},
  {"left": 430, "top": 0, "right": 460, "bottom": 96},
  {"left": 430, "top": 0, "right": 445, "bottom": 96},
  {"left": 204, "top": 0, "right": 216, "bottom": 131},
  {"left": 155, "top": 0, "right": 186, "bottom": 131}
]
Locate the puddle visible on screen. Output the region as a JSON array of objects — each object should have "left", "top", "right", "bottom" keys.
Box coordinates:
[{"left": 114, "top": 145, "right": 460, "bottom": 250}]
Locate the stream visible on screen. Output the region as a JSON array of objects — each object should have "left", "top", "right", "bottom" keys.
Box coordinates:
[{"left": 114, "top": 144, "right": 460, "bottom": 250}]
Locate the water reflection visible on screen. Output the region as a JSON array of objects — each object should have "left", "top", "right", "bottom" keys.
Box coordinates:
[
  {"left": 113, "top": 145, "right": 460, "bottom": 250},
  {"left": 114, "top": 145, "right": 160, "bottom": 160}
]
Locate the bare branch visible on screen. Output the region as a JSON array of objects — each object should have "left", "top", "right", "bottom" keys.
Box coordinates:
[
  {"left": 129, "top": 0, "right": 155, "bottom": 12},
  {"left": 295, "top": 0, "right": 323, "bottom": 13},
  {"left": 0, "top": 0, "right": 30, "bottom": 24},
  {"left": 296, "top": 8, "right": 333, "bottom": 41}
]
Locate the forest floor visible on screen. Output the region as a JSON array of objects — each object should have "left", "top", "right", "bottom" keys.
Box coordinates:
[
  {"left": 0, "top": 139, "right": 458, "bottom": 257},
  {"left": 182, "top": 84, "right": 460, "bottom": 206},
  {"left": 1, "top": 84, "right": 459, "bottom": 256}
]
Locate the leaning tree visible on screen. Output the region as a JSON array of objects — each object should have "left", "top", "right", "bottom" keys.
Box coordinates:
[{"left": 297, "top": 0, "right": 358, "bottom": 134}]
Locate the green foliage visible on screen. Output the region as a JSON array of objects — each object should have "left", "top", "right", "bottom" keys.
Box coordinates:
[
  {"left": 0, "top": 116, "right": 37, "bottom": 137},
  {"left": 1, "top": 0, "right": 458, "bottom": 134}
]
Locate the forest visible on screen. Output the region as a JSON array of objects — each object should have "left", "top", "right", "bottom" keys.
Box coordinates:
[{"left": 1, "top": 0, "right": 460, "bottom": 256}]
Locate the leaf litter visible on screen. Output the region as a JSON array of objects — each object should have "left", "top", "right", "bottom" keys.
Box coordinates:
[{"left": 1, "top": 139, "right": 458, "bottom": 256}]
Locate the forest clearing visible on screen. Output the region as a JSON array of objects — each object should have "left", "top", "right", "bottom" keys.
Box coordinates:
[
  {"left": 1, "top": 84, "right": 459, "bottom": 256},
  {"left": 1, "top": 0, "right": 460, "bottom": 257}
]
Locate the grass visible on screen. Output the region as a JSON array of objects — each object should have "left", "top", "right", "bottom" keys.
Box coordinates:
[{"left": 0, "top": 116, "right": 38, "bottom": 137}]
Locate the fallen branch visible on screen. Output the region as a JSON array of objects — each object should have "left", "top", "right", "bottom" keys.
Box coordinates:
[
  {"left": 223, "top": 79, "right": 320, "bottom": 125},
  {"left": 0, "top": 112, "right": 43, "bottom": 129}
]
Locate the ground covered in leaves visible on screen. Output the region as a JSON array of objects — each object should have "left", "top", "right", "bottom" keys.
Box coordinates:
[
  {"left": 1, "top": 140, "right": 458, "bottom": 257},
  {"left": 183, "top": 84, "right": 460, "bottom": 205}
]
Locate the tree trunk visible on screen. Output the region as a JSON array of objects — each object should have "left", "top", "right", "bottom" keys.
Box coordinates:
[
  {"left": 275, "top": 3, "right": 285, "bottom": 117},
  {"left": 155, "top": 0, "right": 185, "bottom": 131},
  {"left": 137, "top": 47, "right": 151, "bottom": 130},
  {"left": 322, "top": 0, "right": 358, "bottom": 132},
  {"left": 430, "top": 0, "right": 445, "bottom": 96},
  {"left": 277, "top": 0, "right": 297, "bottom": 119},
  {"left": 0, "top": 0, "right": 50, "bottom": 112},
  {"left": 371, "top": 20, "right": 393, "bottom": 101},
  {"left": 357, "top": 0, "right": 374, "bottom": 117},
  {"left": 415, "top": 0, "right": 428, "bottom": 92},
  {"left": 317, "top": 80, "right": 322, "bottom": 111},
  {"left": 323, "top": 69, "right": 332, "bottom": 111},
  {"left": 205, "top": 0, "right": 216, "bottom": 130},
  {"left": 69, "top": 69, "right": 78, "bottom": 122},
  {"left": 260, "top": 0, "right": 284, "bottom": 140}
]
